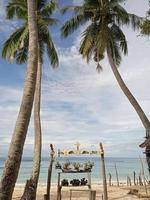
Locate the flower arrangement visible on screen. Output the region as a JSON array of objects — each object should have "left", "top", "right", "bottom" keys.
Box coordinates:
[
  {"left": 70, "top": 179, "right": 80, "bottom": 186},
  {"left": 62, "top": 160, "right": 71, "bottom": 170},
  {"left": 73, "top": 162, "right": 82, "bottom": 171},
  {"left": 81, "top": 178, "right": 88, "bottom": 186},
  {"left": 61, "top": 179, "right": 69, "bottom": 186},
  {"left": 83, "top": 160, "right": 94, "bottom": 171},
  {"left": 55, "top": 160, "right": 94, "bottom": 172}
]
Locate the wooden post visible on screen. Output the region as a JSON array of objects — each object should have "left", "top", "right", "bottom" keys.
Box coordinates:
[
  {"left": 139, "top": 175, "right": 143, "bottom": 186},
  {"left": 90, "top": 191, "right": 96, "bottom": 200},
  {"left": 99, "top": 143, "right": 108, "bottom": 200},
  {"left": 115, "top": 164, "right": 119, "bottom": 187},
  {"left": 44, "top": 144, "right": 55, "bottom": 200},
  {"left": 133, "top": 171, "right": 136, "bottom": 185},
  {"left": 127, "top": 176, "right": 129, "bottom": 186},
  {"left": 129, "top": 176, "right": 132, "bottom": 186},
  {"left": 136, "top": 178, "right": 139, "bottom": 185},
  {"left": 44, "top": 194, "right": 48, "bottom": 200},
  {"left": 108, "top": 173, "right": 112, "bottom": 186},
  {"left": 87, "top": 172, "right": 92, "bottom": 189},
  {"left": 57, "top": 173, "right": 61, "bottom": 200},
  {"left": 127, "top": 176, "right": 131, "bottom": 186},
  {"left": 139, "top": 156, "right": 148, "bottom": 196}
]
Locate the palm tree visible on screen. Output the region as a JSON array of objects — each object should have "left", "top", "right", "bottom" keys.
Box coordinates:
[
  {"left": 2, "top": 0, "right": 58, "bottom": 199},
  {"left": 61, "top": 0, "right": 150, "bottom": 170},
  {"left": 0, "top": 0, "right": 38, "bottom": 199}
]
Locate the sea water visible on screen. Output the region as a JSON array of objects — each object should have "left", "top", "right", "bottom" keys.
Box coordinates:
[{"left": 0, "top": 157, "right": 149, "bottom": 184}]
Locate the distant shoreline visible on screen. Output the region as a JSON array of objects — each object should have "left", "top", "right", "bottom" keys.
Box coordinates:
[
  {"left": 1, "top": 157, "right": 148, "bottom": 185},
  {"left": 0, "top": 156, "right": 146, "bottom": 160}
]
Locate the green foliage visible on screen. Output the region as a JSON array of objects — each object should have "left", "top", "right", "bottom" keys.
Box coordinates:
[
  {"left": 61, "top": 0, "right": 141, "bottom": 69},
  {"left": 61, "top": 14, "right": 89, "bottom": 38},
  {"left": 140, "top": 1, "right": 150, "bottom": 35},
  {"left": 141, "top": 19, "right": 150, "bottom": 35},
  {"left": 41, "top": 0, "right": 57, "bottom": 17},
  {"left": 6, "top": 0, "right": 27, "bottom": 20},
  {"left": 3, "top": 0, "right": 59, "bottom": 67},
  {"left": 2, "top": 25, "right": 28, "bottom": 63}
]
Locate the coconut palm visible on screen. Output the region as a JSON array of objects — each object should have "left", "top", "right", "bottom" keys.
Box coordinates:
[
  {"left": 0, "top": 0, "right": 38, "bottom": 199},
  {"left": 1, "top": 0, "right": 58, "bottom": 199},
  {"left": 61, "top": 0, "right": 150, "bottom": 170}
]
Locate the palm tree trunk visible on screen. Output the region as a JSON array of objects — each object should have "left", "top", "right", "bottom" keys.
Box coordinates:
[
  {"left": 0, "top": 1, "right": 38, "bottom": 200},
  {"left": 20, "top": 50, "right": 42, "bottom": 200},
  {"left": 99, "top": 143, "right": 108, "bottom": 200},
  {"left": 107, "top": 48, "right": 150, "bottom": 171},
  {"left": 32, "top": 52, "right": 42, "bottom": 198}
]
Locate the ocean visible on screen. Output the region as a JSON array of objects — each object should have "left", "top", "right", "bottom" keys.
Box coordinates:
[{"left": 0, "top": 157, "right": 149, "bottom": 184}]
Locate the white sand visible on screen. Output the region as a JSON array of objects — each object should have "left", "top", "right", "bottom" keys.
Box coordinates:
[{"left": 12, "top": 183, "right": 150, "bottom": 200}]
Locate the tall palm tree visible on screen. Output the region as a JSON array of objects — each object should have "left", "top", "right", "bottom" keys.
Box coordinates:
[
  {"left": 61, "top": 0, "right": 150, "bottom": 170},
  {"left": 0, "top": 0, "right": 38, "bottom": 199},
  {"left": 2, "top": 0, "right": 58, "bottom": 199}
]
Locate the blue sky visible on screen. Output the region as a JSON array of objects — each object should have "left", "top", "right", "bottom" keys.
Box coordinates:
[{"left": 0, "top": 0, "right": 150, "bottom": 157}]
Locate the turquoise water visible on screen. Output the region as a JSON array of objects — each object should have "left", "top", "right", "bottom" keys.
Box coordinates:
[{"left": 0, "top": 157, "right": 149, "bottom": 184}]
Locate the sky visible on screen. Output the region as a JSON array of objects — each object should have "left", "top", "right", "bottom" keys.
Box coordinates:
[{"left": 0, "top": 0, "right": 150, "bottom": 158}]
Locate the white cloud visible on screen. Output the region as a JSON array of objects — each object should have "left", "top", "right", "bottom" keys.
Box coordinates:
[
  {"left": 1, "top": 32, "right": 150, "bottom": 157},
  {"left": 0, "top": 0, "right": 150, "bottom": 158}
]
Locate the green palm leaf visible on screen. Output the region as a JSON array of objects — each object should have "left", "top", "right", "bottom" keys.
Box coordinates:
[
  {"left": 46, "top": 32, "right": 59, "bottom": 67},
  {"left": 6, "top": 0, "right": 27, "bottom": 19},
  {"left": 15, "top": 47, "right": 28, "bottom": 64},
  {"left": 61, "top": 14, "right": 89, "bottom": 38},
  {"left": 2, "top": 25, "right": 27, "bottom": 62},
  {"left": 60, "top": 6, "right": 83, "bottom": 14},
  {"left": 3, "top": 0, "right": 59, "bottom": 68},
  {"left": 61, "top": 0, "right": 141, "bottom": 67},
  {"left": 110, "top": 24, "right": 128, "bottom": 55},
  {"left": 80, "top": 24, "right": 96, "bottom": 62},
  {"left": 141, "top": 19, "right": 150, "bottom": 35},
  {"left": 41, "top": 0, "right": 57, "bottom": 17}
]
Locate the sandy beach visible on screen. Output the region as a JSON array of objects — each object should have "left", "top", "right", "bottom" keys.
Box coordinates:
[{"left": 12, "top": 183, "right": 150, "bottom": 200}]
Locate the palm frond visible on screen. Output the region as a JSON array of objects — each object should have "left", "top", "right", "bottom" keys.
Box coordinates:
[
  {"left": 15, "top": 47, "right": 28, "bottom": 64},
  {"left": 108, "top": 34, "right": 122, "bottom": 66},
  {"left": 6, "top": 0, "right": 27, "bottom": 19},
  {"left": 111, "top": 3, "right": 129, "bottom": 25},
  {"left": 61, "top": 14, "right": 88, "bottom": 38},
  {"left": 80, "top": 25, "right": 96, "bottom": 62},
  {"left": 39, "top": 42, "right": 44, "bottom": 64},
  {"left": 84, "top": 0, "right": 99, "bottom": 7},
  {"left": 95, "top": 26, "right": 109, "bottom": 61},
  {"left": 41, "top": 0, "right": 57, "bottom": 17},
  {"left": 110, "top": 0, "right": 126, "bottom": 4},
  {"left": 2, "top": 25, "right": 27, "bottom": 62},
  {"left": 42, "top": 17, "right": 59, "bottom": 26},
  {"left": 37, "top": 0, "right": 47, "bottom": 10},
  {"left": 60, "top": 6, "right": 83, "bottom": 14},
  {"left": 110, "top": 24, "right": 128, "bottom": 55},
  {"left": 128, "top": 14, "right": 143, "bottom": 30},
  {"left": 140, "top": 19, "right": 150, "bottom": 35},
  {"left": 4, "top": 0, "right": 59, "bottom": 68},
  {"left": 44, "top": 31, "right": 59, "bottom": 67},
  {"left": 38, "top": 19, "right": 49, "bottom": 38}
]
